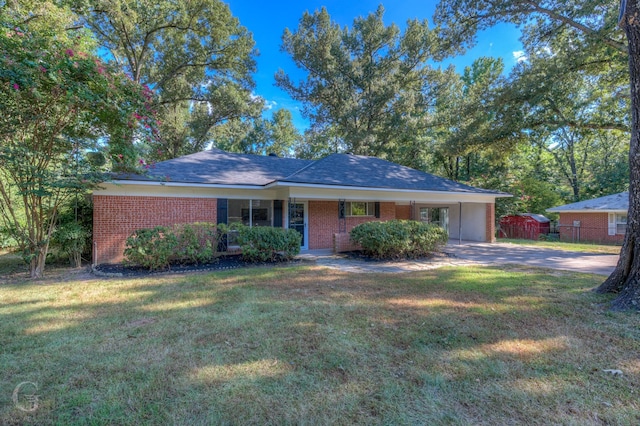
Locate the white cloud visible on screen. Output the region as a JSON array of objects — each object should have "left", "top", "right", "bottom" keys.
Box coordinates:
[
  {"left": 513, "top": 50, "right": 528, "bottom": 63},
  {"left": 265, "top": 100, "right": 278, "bottom": 110}
]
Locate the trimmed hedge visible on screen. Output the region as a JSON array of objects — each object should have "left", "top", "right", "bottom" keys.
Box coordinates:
[
  {"left": 124, "top": 222, "right": 220, "bottom": 270},
  {"left": 349, "top": 220, "right": 448, "bottom": 259},
  {"left": 232, "top": 224, "right": 301, "bottom": 262}
]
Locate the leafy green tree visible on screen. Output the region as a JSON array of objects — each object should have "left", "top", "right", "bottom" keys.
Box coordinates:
[
  {"left": 276, "top": 6, "right": 441, "bottom": 159},
  {"left": 214, "top": 109, "right": 302, "bottom": 157},
  {"left": 434, "top": 0, "right": 639, "bottom": 309},
  {"left": 0, "top": 1, "right": 150, "bottom": 277},
  {"left": 84, "top": 0, "right": 261, "bottom": 160}
]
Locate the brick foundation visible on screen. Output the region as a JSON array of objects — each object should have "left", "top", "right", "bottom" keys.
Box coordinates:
[{"left": 93, "top": 195, "right": 218, "bottom": 264}]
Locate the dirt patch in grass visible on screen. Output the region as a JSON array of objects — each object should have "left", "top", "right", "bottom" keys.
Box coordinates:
[{"left": 1, "top": 265, "right": 639, "bottom": 425}]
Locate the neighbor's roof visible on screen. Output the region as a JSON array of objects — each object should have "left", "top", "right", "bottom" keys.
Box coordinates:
[
  {"left": 522, "top": 213, "right": 551, "bottom": 223},
  {"left": 546, "top": 192, "right": 629, "bottom": 212},
  {"left": 114, "top": 148, "right": 508, "bottom": 195}
]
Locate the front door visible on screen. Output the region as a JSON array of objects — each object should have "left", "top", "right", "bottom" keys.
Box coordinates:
[{"left": 289, "top": 201, "right": 308, "bottom": 250}]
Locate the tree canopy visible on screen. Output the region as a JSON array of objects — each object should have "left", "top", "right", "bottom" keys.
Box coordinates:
[
  {"left": 84, "top": 0, "right": 261, "bottom": 160},
  {"left": 0, "top": 0, "right": 152, "bottom": 277},
  {"left": 276, "top": 6, "right": 443, "bottom": 159}
]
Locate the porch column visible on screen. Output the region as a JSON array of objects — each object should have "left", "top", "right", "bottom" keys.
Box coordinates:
[{"left": 486, "top": 203, "right": 496, "bottom": 243}]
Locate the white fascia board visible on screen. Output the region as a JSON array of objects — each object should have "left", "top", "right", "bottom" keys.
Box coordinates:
[
  {"left": 276, "top": 182, "right": 507, "bottom": 203},
  {"left": 94, "top": 181, "right": 280, "bottom": 200},
  {"left": 267, "top": 181, "right": 510, "bottom": 198}
]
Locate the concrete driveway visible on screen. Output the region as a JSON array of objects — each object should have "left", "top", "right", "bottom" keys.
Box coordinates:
[{"left": 444, "top": 242, "right": 620, "bottom": 276}]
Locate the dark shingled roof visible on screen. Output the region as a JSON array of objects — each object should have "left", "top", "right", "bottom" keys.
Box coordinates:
[
  {"left": 547, "top": 192, "right": 629, "bottom": 212},
  {"left": 280, "top": 153, "right": 502, "bottom": 194},
  {"left": 116, "top": 149, "right": 313, "bottom": 186},
  {"left": 115, "top": 149, "right": 505, "bottom": 195}
]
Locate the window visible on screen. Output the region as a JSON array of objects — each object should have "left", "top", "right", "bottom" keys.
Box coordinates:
[
  {"left": 346, "top": 202, "right": 374, "bottom": 217},
  {"left": 616, "top": 214, "right": 627, "bottom": 235},
  {"left": 608, "top": 213, "right": 628, "bottom": 235},
  {"left": 227, "top": 200, "right": 273, "bottom": 227},
  {"left": 419, "top": 207, "right": 449, "bottom": 233}
]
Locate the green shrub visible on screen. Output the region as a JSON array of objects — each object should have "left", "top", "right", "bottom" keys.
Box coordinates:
[
  {"left": 174, "top": 222, "right": 219, "bottom": 264},
  {"left": 538, "top": 233, "right": 559, "bottom": 242},
  {"left": 51, "top": 222, "right": 90, "bottom": 268},
  {"left": 350, "top": 220, "right": 448, "bottom": 259},
  {"left": 123, "top": 223, "right": 221, "bottom": 270},
  {"left": 233, "top": 224, "right": 301, "bottom": 262},
  {"left": 124, "top": 226, "right": 178, "bottom": 271}
]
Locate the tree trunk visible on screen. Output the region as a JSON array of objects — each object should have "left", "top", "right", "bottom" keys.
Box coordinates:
[
  {"left": 595, "top": 0, "right": 640, "bottom": 310},
  {"left": 29, "top": 244, "right": 48, "bottom": 279}
]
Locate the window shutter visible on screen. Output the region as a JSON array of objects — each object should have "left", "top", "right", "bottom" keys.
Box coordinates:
[
  {"left": 217, "top": 199, "right": 228, "bottom": 224},
  {"left": 217, "top": 199, "right": 228, "bottom": 252},
  {"left": 608, "top": 213, "right": 616, "bottom": 236},
  {"left": 374, "top": 202, "right": 380, "bottom": 218},
  {"left": 273, "top": 200, "right": 283, "bottom": 227}
]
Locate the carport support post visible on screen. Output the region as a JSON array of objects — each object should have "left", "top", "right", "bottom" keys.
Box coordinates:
[{"left": 458, "top": 202, "right": 462, "bottom": 245}]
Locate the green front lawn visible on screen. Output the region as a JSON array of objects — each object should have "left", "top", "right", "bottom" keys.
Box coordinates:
[
  {"left": 1, "top": 264, "right": 638, "bottom": 424},
  {"left": 497, "top": 238, "right": 622, "bottom": 254}
]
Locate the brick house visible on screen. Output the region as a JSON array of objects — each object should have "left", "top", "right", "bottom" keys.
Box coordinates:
[
  {"left": 546, "top": 192, "right": 628, "bottom": 244},
  {"left": 93, "top": 149, "right": 510, "bottom": 264}
]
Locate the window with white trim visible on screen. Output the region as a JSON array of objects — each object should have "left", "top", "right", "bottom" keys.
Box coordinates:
[
  {"left": 616, "top": 214, "right": 627, "bottom": 235},
  {"left": 608, "top": 212, "right": 627, "bottom": 235},
  {"left": 345, "top": 202, "right": 375, "bottom": 217}
]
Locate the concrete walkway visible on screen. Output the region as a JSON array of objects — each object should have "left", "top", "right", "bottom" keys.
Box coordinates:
[{"left": 297, "top": 242, "right": 619, "bottom": 275}]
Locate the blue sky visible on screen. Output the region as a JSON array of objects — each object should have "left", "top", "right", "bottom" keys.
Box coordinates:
[{"left": 225, "top": 0, "right": 524, "bottom": 131}]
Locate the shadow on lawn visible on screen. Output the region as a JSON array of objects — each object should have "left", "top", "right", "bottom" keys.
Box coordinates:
[{"left": 1, "top": 266, "right": 637, "bottom": 424}]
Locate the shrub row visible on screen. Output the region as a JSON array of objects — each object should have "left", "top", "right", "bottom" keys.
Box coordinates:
[
  {"left": 124, "top": 222, "right": 301, "bottom": 270},
  {"left": 350, "top": 220, "right": 448, "bottom": 259}
]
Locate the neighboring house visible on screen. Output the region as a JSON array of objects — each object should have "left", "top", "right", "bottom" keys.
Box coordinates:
[
  {"left": 92, "top": 148, "right": 510, "bottom": 264},
  {"left": 546, "top": 192, "right": 628, "bottom": 244}
]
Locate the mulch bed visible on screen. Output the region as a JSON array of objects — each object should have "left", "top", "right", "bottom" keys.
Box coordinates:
[{"left": 92, "top": 254, "right": 305, "bottom": 277}]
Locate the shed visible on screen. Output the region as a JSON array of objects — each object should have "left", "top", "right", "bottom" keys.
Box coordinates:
[{"left": 499, "top": 213, "right": 551, "bottom": 240}]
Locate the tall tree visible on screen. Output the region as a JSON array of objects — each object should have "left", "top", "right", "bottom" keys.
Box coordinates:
[
  {"left": 434, "top": 0, "right": 640, "bottom": 309},
  {"left": 276, "top": 6, "right": 441, "bottom": 159},
  {"left": 0, "top": 0, "right": 151, "bottom": 277},
  {"left": 213, "top": 108, "right": 302, "bottom": 158},
  {"left": 84, "top": 0, "right": 261, "bottom": 161}
]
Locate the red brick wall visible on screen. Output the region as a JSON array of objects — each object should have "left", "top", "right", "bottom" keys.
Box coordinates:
[
  {"left": 486, "top": 203, "right": 496, "bottom": 243},
  {"left": 558, "top": 212, "right": 624, "bottom": 244},
  {"left": 308, "top": 201, "right": 396, "bottom": 250},
  {"left": 395, "top": 205, "right": 411, "bottom": 220},
  {"left": 93, "top": 195, "right": 217, "bottom": 264}
]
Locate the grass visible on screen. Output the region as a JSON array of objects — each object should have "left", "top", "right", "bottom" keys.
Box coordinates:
[
  {"left": 497, "top": 238, "right": 622, "bottom": 254},
  {"left": 0, "top": 249, "right": 24, "bottom": 277},
  {"left": 1, "top": 259, "right": 639, "bottom": 424}
]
